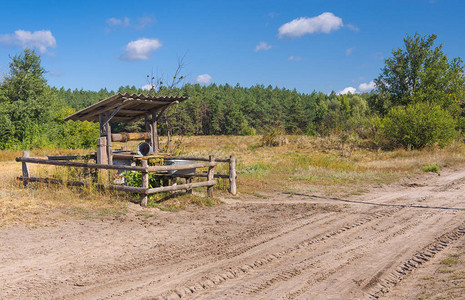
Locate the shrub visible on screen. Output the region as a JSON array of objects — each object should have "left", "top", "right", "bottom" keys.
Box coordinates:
[
  {"left": 240, "top": 120, "right": 256, "bottom": 136},
  {"left": 121, "top": 171, "right": 162, "bottom": 189},
  {"left": 422, "top": 163, "right": 440, "bottom": 173},
  {"left": 262, "top": 126, "right": 288, "bottom": 147},
  {"left": 381, "top": 102, "right": 457, "bottom": 149}
]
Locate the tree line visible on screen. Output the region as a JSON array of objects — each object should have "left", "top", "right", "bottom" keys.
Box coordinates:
[{"left": 1, "top": 33, "right": 464, "bottom": 150}]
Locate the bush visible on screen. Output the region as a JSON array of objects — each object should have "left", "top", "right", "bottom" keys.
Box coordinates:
[
  {"left": 240, "top": 120, "right": 256, "bottom": 136},
  {"left": 422, "top": 163, "right": 440, "bottom": 173},
  {"left": 262, "top": 126, "right": 288, "bottom": 147},
  {"left": 381, "top": 102, "right": 457, "bottom": 149}
]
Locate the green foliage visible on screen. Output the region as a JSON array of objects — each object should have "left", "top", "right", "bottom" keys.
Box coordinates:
[
  {"left": 373, "top": 33, "right": 465, "bottom": 115},
  {"left": 240, "top": 120, "right": 256, "bottom": 136},
  {"left": 262, "top": 126, "right": 287, "bottom": 147},
  {"left": 381, "top": 102, "right": 457, "bottom": 149},
  {"left": 422, "top": 163, "right": 440, "bottom": 173},
  {"left": 121, "top": 171, "right": 162, "bottom": 189}
]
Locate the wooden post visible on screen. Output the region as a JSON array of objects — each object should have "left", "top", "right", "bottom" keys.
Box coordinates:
[
  {"left": 105, "top": 112, "right": 113, "bottom": 165},
  {"left": 229, "top": 154, "right": 237, "bottom": 195},
  {"left": 207, "top": 155, "right": 215, "bottom": 197},
  {"left": 171, "top": 177, "right": 177, "bottom": 196},
  {"left": 99, "top": 114, "right": 105, "bottom": 136},
  {"left": 140, "top": 159, "right": 149, "bottom": 207},
  {"left": 22, "top": 151, "right": 30, "bottom": 187},
  {"left": 151, "top": 110, "right": 158, "bottom": 153},
  {"left": 145, "top": 113, "right": 151, "bottom": 144},
  {"left": 187, "top": 177, "right": 193, "bottom": 194},
  {"left": 96, "top": 137, "right": 108, "bottom": 165}
]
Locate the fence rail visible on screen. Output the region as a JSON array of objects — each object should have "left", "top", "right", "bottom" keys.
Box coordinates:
[{"left": 16, "top": 151, "right": 237, "bottom": 206}]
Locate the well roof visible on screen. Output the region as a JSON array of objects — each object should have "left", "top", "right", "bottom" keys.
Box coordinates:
[{"left": 64, "top": 93, "right": 188, "bottom": 123}]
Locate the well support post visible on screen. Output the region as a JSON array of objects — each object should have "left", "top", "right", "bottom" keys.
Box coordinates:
[{"left": 140, "top": 159, "right": 149, "bottom": 207}]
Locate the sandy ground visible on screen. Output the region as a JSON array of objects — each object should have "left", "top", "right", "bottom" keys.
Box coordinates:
[{"left": 1, "top": 167, "right": 465, "bottom": 299}]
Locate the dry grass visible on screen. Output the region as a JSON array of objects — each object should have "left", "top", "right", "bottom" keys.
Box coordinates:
[{"left": 2, "top": 135, "right": 465, "bottom": 227}]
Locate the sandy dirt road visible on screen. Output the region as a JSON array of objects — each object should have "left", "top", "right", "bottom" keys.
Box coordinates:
[{"left": 1, "top": 167, "right": 465, "bottom": 299}]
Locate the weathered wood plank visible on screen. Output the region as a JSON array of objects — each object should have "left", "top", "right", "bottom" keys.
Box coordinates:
[
  {"left": 146, "top": 180, "right": 216, "bottom": 194},
  {"left": 146, "top": 162, "right": 216, "bottom": 172},
  {"left": 168, "top": 156, "right": 230, "bottom": 163}
]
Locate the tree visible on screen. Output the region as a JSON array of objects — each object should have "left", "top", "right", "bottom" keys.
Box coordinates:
[
  {"left": 373, "top": 33, "right": 465, "bottom": 115},
  {"left": 381, "top": 102, "right": 457, "bottom": 149},
  {"left": 0, "top": 49, "right": 53, "bottom": 148}
]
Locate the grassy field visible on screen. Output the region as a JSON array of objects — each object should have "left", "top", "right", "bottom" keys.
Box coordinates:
[{"left": 2, "top": 135, "right": 465, "bottom": 227}]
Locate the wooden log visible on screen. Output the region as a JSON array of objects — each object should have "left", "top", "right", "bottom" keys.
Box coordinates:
[
  {"left": 168, "top": 156, "right": 230, "bottom": 163},
  {"left": 146, "top": 180, "right": 216, "bottom": 194},
  {"left": 146, "top": 162, "right": 216, "bottom": 172},
  {"left": 140, "top": 160, "right": 149, "bottom": 206},
  {"left": 21, "top": 151, "right": 30, "bottom": 187},
  {"left": 151, "top": 110, "right": 158, "bottom": 152},
  {"left": 171, "top": 177, "right": 177, "bottom": 195},
  {"left": 40, "top": 155, "right": 96, "bottom": 161},
  {"left": 149, "top": 173, "right": 229, "bottom": 179},
  {"left": 17, "top": 176, "right": 146, "bottom": 193},
  {"left": 105, "top": 112, "right": 113, "bottom": 165},
  {"left": 186, "top": 177, "right": 193, "bottom": 194},
  {"left": 16, "top": 156, "right": 148, "bottom": 172},
  {"left": 111, "top": 132, "right": 151, "bottom": 142},
  {"left": 16, "top": 157, "right": 217, "bottom": 173},
  {"left": 207, "top": 155, "right": 215, "bottom": 197},
  {"left": 96, "top": 137, "right": 108, "bottom": 165},
  {"left": 229, "top": 154, "right": 237, "bottom": 195},
  {"left": 99, "top": 114, "right": 106, "bottom": 136}
]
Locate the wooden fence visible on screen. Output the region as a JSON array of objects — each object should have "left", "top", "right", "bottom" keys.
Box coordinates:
[{"left": 16, "top": 151, "right": 237, "bottom": 206}]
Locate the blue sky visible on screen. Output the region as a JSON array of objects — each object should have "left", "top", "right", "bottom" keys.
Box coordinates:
[{"left": 0, "top": 0, "right": 464, "bottom": 94}]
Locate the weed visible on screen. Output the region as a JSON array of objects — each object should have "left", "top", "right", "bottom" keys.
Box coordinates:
[
  {"left": 423, "top": 163, "right": 440, "bottom": 173},
  {"left": 441, "top": 258, "right": 459, "bottom": 266}
]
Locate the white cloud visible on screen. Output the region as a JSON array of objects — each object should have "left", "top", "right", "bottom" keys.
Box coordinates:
[
  {"left": 136, "top": 17, "right": 154, "bottom": 30},
  {"left": 196, "top": 74, "right": 212, "bottom": 84},
  {"left": 338, "top": 87, "right": 356, "bottom": 95},
  {"left": 345, "top": 47, "right": 355, "bottom": 56},
  {"left": 120, "top": 38, "right": 162, "bottom": 61},
  {"left": 358, "top": 81, "right": 376, "bottom": 92},
  {"left": 106, "top": 17, "right": 130, "bottom": 27},
  {"left": 0, "top": 30, "right": 56, "bottom": 53},
  {"left": 254, "top": 41, "right": 272, "bottom": 52},
  {"left": 346, "top": 24, "right": 359, "bottom": 32},
  {"left": 141, "top": 84, "right": 154, "bottom": 91},
  {"left": 288, "top": 55, "right": 302, "bottom": 61},
  {"left": 278, "top": 12, "right": 343, "bottom": 38}
]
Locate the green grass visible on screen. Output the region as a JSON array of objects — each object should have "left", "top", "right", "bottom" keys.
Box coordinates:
[
  {"left": 423, "top": 163, "right": 440, "bottom": 173},
  {"left": 441, "top": 257, "right": 460, "bottom": 266}
]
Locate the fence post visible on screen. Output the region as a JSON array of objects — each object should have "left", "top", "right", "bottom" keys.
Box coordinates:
[
  {"left": 22, "top": 151, "right": 30, "bottom": 187},
  {"left": 140, "top": 159, "right": 149, "bottom": 207},
  {"left": 229, "top": 154, "right": 237, "bottom": 195},
  {"left": 187, "top": 177, "right": 193, "bottom": 194},
  {"left": 207, "top": 155, "right": 215, "bottom": 197}
]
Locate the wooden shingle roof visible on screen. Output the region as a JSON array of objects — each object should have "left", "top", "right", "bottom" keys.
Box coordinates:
[{"left": 64, "top": 93, "right": 188, "bottom": 123}]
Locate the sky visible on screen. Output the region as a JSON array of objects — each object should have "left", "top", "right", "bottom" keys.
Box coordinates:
[{"left": 0, "top": 0, "right": 464, "bottom": 95}]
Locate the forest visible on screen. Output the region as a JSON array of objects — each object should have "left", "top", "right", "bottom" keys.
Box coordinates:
[{"left": 0, "top": 33, "right": 464, "bottom": 151}]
